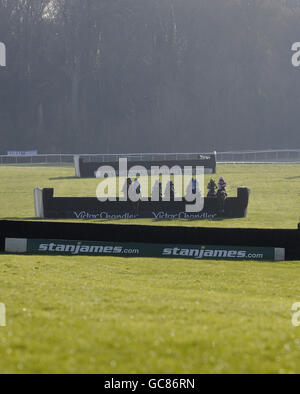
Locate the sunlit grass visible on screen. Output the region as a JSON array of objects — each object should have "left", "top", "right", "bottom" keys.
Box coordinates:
[
  {"left": 0, "top": 163, "right": 299, "bottom": 228},
  {"left": 0, "top": 164, "right": 300, "bottom": 373}
]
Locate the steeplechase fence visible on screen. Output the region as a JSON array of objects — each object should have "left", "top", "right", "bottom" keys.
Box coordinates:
[
  {"left": 33, "top": 187, "right": 250, "bottom": 220},
  {"left": 1, "top": 220, "right": 300, "bottom": 261},
  {"left": 74, "top": 153, "right": 217, "bottom": 177}
]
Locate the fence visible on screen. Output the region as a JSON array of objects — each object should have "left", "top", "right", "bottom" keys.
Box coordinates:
[
  {"left": 217, "top": 149, "right": 300, "bottom": 163},
  {"left": 0, "top": 150, "right": 300, "bottom": 165},
  {"left": 0, "top": 152, "right": 215, "bottom": 165},
  {"left": 76, "top": 152, "right": 215, "bottom": 163},
  {"left": 0, "top": 154, "right": 74, "bottom": 165}
]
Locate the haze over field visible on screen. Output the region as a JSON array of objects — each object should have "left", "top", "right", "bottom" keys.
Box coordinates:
[
  {"left": 0, "top": 0, "right": 300, "bottom": 154},
  {"left": 1, "top": 1, "right": 300, "bottom": 375}
]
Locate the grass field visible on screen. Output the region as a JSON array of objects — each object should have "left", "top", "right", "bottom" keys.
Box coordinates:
[{"left": 0, "top": 164, "right": 300, "bottom": 373}]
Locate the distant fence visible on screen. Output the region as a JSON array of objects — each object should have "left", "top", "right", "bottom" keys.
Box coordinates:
[
  {"left": 0, "top": 152, "right": 216, "bottom": 166},
  {"left": 0, "top": 154, "right": 74, "bottom": 165},
  {"left": 0, "top": 150, "right": 300, "bottom": 165},
  {"left": 75, "top": 153, "right": 217, "bottom": 177},
  {"left": 217, "top": 150, "right": 300, "bottom": 163}
]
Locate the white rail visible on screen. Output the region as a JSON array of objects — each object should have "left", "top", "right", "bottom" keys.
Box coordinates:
[
  {"left": 0, "top": 150, "right": 299, "bottom": 165},
  {"left": 217, "top": 149, "right": 300, "bottom": 163},
  {"left": 0, "top": 152, "right": 216, "bottom": 165}
]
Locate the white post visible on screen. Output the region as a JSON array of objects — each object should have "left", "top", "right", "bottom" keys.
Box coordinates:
[
  {"left": 275, "top": 248, "right": 285, "bottom": 261},
  {"left": 34, "top": 188, "right": 45, "bottom": 218},
  {"left": 74, "top": 155, "right": 81, "bottom": 177},
  {"left": 0, "top": 303, "right": 6, "bottom": 327}
]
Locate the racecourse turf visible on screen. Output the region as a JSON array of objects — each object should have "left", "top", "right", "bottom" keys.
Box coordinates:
[{"left": 0, "top": 164, "right": 300, "bottom": 373}]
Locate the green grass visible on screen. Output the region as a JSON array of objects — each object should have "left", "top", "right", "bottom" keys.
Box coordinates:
[{"left": 0, "top": 164, "right": 300, "bottom": 373}]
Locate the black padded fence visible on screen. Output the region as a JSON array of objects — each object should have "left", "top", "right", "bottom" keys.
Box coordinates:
[
  {"left": 39, "top": 187, "right": 250, "bottom": 220},
  {"left": 0, "top": 220, "right": 300, "bottom": 260},
  {"left": 77, "top": 154, "right": 217, "bottom": 178}
]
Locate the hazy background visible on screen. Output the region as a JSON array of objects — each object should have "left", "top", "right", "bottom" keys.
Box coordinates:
[{"left": 0, "top": 0, "right": 300, "bottom": 154}]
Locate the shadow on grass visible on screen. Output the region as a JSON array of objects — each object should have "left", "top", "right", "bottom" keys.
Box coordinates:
[
  {"left": 0, "top": 217, "right": 77, "bottom": 222},
  {"left": 49, "top": 176, "right": 78, "bottom": 180},
  {"left": 285, "top": 176, "right": 300, "bottom": 180},
  {"left": 1, "top": 217, "right": 46, "bottom": 221}
]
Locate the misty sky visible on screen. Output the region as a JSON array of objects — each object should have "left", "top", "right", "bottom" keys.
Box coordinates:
[{"left": 0, "top": 0, "right": 300, "bottom": 154}]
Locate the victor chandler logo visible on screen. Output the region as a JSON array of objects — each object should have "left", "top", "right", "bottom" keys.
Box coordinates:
[
  {"left": 152, "top": 212, "right": 217, "bottom": 220},
  {"left": 73, "top": 211, "right": 138, "bottom": 220},
  {"left": 73, "top": 211, "right": 217, "bottom": 220}
]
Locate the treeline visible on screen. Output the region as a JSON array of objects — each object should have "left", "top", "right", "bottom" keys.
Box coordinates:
[{"left": 0, "top": 0, "right": 300, "bottom": 154}]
